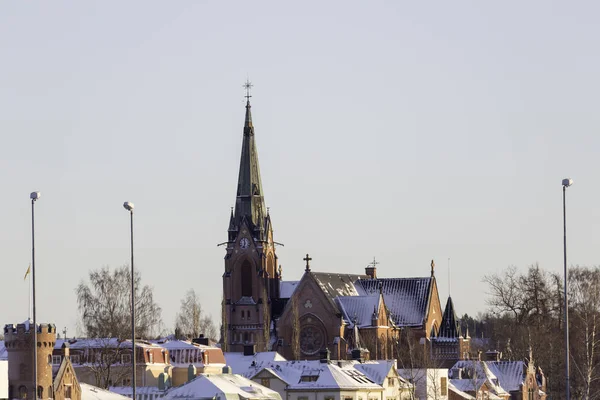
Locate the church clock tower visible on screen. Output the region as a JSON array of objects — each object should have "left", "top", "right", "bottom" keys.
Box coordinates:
[{"left": 222, "top": 82, "right": 280, "bottom": 352}]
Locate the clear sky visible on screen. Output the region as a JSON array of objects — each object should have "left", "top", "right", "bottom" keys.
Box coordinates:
[{"left": 1, "top": 1, "right": 599, "bottom": 338}]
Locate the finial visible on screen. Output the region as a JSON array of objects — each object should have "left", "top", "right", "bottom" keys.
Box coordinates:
[
  {"left": 369, "top": 257, "right": 379, "bottom": 268},
  {"left": 303, "top": 254, "right": 312, "bottom": 272},
  {"left": 243, "top": 79, "right": 253, "bottom": 103},
  {"left": 278, "top": 265, "right": 282, "bottom": 278},
  {"left": 378, "top": 281, "right": 383, "bottom": 295},
  {"left": 430, "top": 259, "right": 435, "bottom": 276}
]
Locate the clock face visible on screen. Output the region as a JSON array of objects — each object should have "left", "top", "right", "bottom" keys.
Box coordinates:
[{"left": 239, "top": 238, "right": 250, "bottom": 249}]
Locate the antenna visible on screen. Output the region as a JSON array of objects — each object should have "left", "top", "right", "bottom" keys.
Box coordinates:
[{"left": 448, "top": 258, "right": 451, "bottom": 296}]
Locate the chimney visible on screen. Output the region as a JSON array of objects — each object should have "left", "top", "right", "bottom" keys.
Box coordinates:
[
  {"left": 61, "top": 342, "right": 70, "bottom": 358},
  {"left": 365, "top": 266, "right": 377, "bottom": 279},
  {"left": 319, "top": 348, "right": 331, "bottom": 363},
  {"left": 243, "top": 344, "right": 256, "bottom": 356},
  {"left": 192, "top": 334, "right": 209, "bottom": 346}
]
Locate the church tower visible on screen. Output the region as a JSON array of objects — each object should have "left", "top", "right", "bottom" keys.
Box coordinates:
[{"left": 222, "top": 82, "right": 280, "bottom": 353}]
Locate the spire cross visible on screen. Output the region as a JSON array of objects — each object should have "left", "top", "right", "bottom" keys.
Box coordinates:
[
  {"left": 303, "top": 254, "right": 312, "bottom": 272},
  {"left": 369, "top": 257, "right": 379, "bottom": 268},
  {"left": 243, "top": 79, "right": 253, "bottom": 101}
]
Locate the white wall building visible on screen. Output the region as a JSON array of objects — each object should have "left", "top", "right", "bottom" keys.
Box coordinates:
[{"left": 398, "top": 368, "right": 449, "bottom": 400}]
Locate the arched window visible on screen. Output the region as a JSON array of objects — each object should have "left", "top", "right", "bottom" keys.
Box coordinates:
[
  {"left": 241, "top": 261, "right": 253, "bottom": 297},
  {"left": 18, "top": 385, "right": 27, "bottom": 399},
  {"left": 267, "top": 254, "right": 275, "bottom": 277},
  {"left": 37, "top": 386, "right": 43, "bottom": 399},
  {"left": 244, "top": 333, "right": 249, "bottom": 343}
]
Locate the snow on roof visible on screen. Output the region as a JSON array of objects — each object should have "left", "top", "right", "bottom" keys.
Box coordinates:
[
  {"left": 225, "top": 352, "right": 286, "bottom": 376},
  {"left": 311, "top": 272, "right": 364, "bottom": 303},
  {"left": 451, "top": 361, "right": 509, "bottom": 397},
  {"left": 0, "top": 341, "right": 7, "bottom": 360},
  {"left": 336, "top": 296, "right": 380, "bottom": 328},
  {"left": 448, "top": 381, "right": 476, "bottom": 400},
  {"left": 355, "top": 278, "right": 432, "bottom": 327},
  {"left": 279, "top": 281, "right": 299, "bottom": 299},
  {"left": 109, "top": 386, "right": 164, "bottom": 396},
  {"left": 151, "top": 339, "right": 213, "bottom": 351},
  {"left": 54, "top": 338, "right": 162, "bottom": 350},
  {"left": 450, "top": 378, "right": 487, "bottom": 393},
  {"left": 486, "top": 361, "right": 526, "bottom": 392},
  {"left": 81, "top": 384, "right": 131, "bottom": 400},
  {"left": 352, "top": 360, "right": 396, "bottom": 385},
  {"left": 249, "top": 360, "right": 382, "bottom": 391},
  {"left": 164, "top": 373, "right": 281, "bottom": 400}
]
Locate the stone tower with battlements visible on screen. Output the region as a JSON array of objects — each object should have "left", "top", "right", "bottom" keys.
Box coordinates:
[{"left": 4, "top": 322, "right": 56, "bottom": 400}]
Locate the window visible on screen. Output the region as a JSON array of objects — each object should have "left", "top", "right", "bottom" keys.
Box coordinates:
[
  {"left": 300, "top": 376, "right": 318, "bottom": 382},
  {"left": 65, "top": 385, "right": 72, "bottom": 399},
  {"left": 52, "top": 356, "right": 62, "bottom": 365},
  {"left": 47, "top": 355, "right": 52, "bottom": 365},
  {"left": 149, "top": 352, "right": 154, "bottom": 363},
  {"left": 388, "top": 377, "right": 395, "bottom": 386},
  {"left": 70, "top": 355, "right": 80, "bottom": 364},
  {"left": 241, "top": 261, "right": 253, "bottom": 296},
  {"left": 37, "top": 386, "right": 43, "bottom": 399},
  {"left": 122, "top": 378, "right": 131, "bottom": 386},
  {"left": 440, "top": 377, "right": 447, "bottom": 396},
  {"left": 528, "top": 389, "right": 534, "bottom": 400},
  {"left": 247, "top": 311, "right": 251, "bottom": 319},
  {"left": 261, "top": 378, "right": 270, "bottom": 388},
  {"left": 19, "top": 385, "right": 28, "bottom": 399},
  {"left": 121, "top": 354, "right": 131, "bottom": 364},
  {"left": 241, "top": 311, "right": 245, "bottom": 320}
]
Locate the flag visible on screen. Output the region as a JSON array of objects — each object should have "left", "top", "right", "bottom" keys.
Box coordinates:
[{"left": 24, "top": 264, "right": 31, "bottom": 281}]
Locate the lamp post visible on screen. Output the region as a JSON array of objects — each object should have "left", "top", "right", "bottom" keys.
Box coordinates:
[
  {"left": 30, "top": 191, "right": 41, "bottom": 399},
  {"left": 123, "top": 201, "right": 135, "bottom": 400},
  {"left": 562, "top": 178, "right": 573, "bottom": 400}
]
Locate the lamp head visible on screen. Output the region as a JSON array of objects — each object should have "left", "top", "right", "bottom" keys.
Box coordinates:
[
  {"left": 30, "top": 191, "right": 41, "bottom": 200},
  {"left": 562, "top": 178, "right": 573, "bottom": 188},
  {"left": 123, "top": 202, "right": 134, "bottom": 212}
]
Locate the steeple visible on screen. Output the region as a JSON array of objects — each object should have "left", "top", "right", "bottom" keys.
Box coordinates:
[
  {"left": 231, "top": 80, "right": 267, "bottom": 240},
  {"left": 438, "top": 296, "right": 461, "bottom": 338}
]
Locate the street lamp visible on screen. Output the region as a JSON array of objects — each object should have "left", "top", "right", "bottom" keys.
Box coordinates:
[
  {"left": 562, "top": 178, "right": 573, "bottom": 400},
  {"left": 123, "top": 201, "right": 135, "bottom": 400},
  {"left": 30, "top": 191, "right": 41, "bottom": 399}
]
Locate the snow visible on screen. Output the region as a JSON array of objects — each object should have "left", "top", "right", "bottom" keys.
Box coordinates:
[
  {"left": 447, "top": 381, "right": 475, "bottom": 400},
  {"left": 81, "top": 384, "right": 131, "bottom": 400},
  {"left": 486, "top": 361, "right": 526, "bottom": 392},
  {"left": 0, "top": 341, "right": 7, "bottom": 361},
  {"left": 352, "top": 361, "right": 396, "bottom": 385},
  {"left": 225, "top": 352, "right": 286, "bottom": 376},
  {"left": 163, "top": 373, "right": 281, "bottom": 400},
  {"left": 279, "top": 281, "right": 299, "bottom": 299},
  {"left": 336, "top": 296, "right": 380, "bottom": 328}
]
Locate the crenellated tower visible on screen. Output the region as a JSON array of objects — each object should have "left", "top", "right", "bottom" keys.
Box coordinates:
[
  {"left": 4, "top": 322, "right": 56, "bottom": 400},
  {"left": 223, "top": 82, "right": 280, "bottom": 352}
]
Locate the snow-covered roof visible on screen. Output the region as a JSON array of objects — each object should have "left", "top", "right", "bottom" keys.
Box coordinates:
[
  {"left": 0, "top": 341, "right": 7, "bottom": 360},
  {"left": 352, "top": 360, "right": 397, "bottom": 385},
  {"left": 336, "top": 296, "right": 380, "bottom": 328},
  {"left": 55, "top": 338, "right": 163, "bottom": 350},
  {"left": 486, "top": 361, "right": 526, "bottom": 392},
  {"left": 355, "top": 278, "right": 432, "bottom": 327},
  {"left": 448, "top": 381, "right": 476, "bottom": 400},
  {"left": 279, "top": 281, "right": 299, "bottom": 299},
  {"left": 225, "top": 352, "right": 286, "bottom": 376},
  {"left": 163, "top": 373, "right": 281, "bottom": 400},
  {"left": 450, "top": 378, "right": 487, "bottom": 393},
  {"left": 249, "top": 360, "right": 382, "bottom": 391},
  {"left": 311, "top": 272, "right": 364, "bottom": 305},
  {"left": 81, "top": 384, "right": 130, "bottom": 400},
  {"left": 450, "top": 361, "right": 510, "bottom": 397}
]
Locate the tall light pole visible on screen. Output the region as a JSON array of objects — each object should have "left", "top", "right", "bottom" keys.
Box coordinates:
[
  {"left": 123, "top": 201, "right": 135, "bottom": 400},
  {"left": 30, "top": 191, "right": 41, "bottom": 399},
  {"left": 562, "top": 178, "right": 573, "bottom": 400}
]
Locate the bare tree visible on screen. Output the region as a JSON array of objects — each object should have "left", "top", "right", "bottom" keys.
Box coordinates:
[
  {"left": 82, "top": 339, "right": 132, "bottom": 389},
  {"left": 291, "top": 296, "right": 300, "bottom": 359},
  {"left": 262, "top": 286, "right": 270, "bottom": 350},
  {"left": 175, "top": 289, "right": 217, "bottom": 340},
  {"left": 76, "top": 265, "right": 162, "bottom": 339}
]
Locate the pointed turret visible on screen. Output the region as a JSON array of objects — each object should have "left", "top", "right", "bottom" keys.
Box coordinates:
[
  {"left": 438, "top": 296, "right": 461, "bottom": 338},
  {"left": 230, "top": 91, "right": 267, "bottom": 241}
]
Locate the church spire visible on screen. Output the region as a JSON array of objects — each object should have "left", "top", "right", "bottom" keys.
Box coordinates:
[{"left": 232, "top": 80, "right": 267, "bottom": 240}]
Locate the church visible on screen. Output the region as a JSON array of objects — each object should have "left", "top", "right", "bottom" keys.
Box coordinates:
[{"left": 222, "top": 84, "right": 470, "bottom": 364}]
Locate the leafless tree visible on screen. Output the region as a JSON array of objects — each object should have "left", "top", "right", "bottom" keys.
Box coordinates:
[
  {"left": 175, "top": 289, "right": 217, "bottom": 340},
  {"left": 76, "top": 265, "right": 162, "bottom": 339},
  {"left": 291, "top": 296, "right": 300, "bottom": 359},
  {"left": 262, "top": 286, "right": 270, "bottom": 350},
  {"left": 81, "top": 339, "right": 132, "bottom": 389}
]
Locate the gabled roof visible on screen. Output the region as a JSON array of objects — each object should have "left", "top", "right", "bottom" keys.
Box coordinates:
[
  {"left": 438, "top": 296, "right": 461, "bottom": 338},
  {"left": 53, "top": 354, "right": 81, "bottom": 393},
  {"left": 486, "top": 361, "right": 526, "bottom": 392},
  {"left": 164, "top": 373, "right": 281, "bottom": 400},
  {"left": 352, "top": 360, "right": 399, "bottom": 385},
  {"left": 336, "top": 296, "right": 380, "bottom": 328},
  {"left": 355, "top": 278, "right": 432, "bottom": 327},
  {"left": 279, "top": 281, "right": 299, "bottom": 299}
]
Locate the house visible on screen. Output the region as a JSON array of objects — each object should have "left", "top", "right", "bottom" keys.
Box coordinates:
[
  {"left": 162, "top": 371, "right": 281, "bottom": 400},
  {"left": 398, "top": 368, "right": 449, "bottom": 400}
]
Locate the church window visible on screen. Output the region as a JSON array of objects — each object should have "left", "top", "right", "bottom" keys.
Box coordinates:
[
  {"left": 241, "top": 261, "right": 253, "bottom": 296},
  {"left": 244, "top": 333, "right": 249, "bottom": 343},
  {"left": 261, "top": 378, "right": 270, "bottom": 388},
  {"left": 248, "top": 311, "right": 251, "bottom": 319},
  {"left": 267, "top": 254, "right": 275, "bottom": 277},
  {"left": 121, "top": 354, "right": 131, "bottom": 364},
  {"left": 241, "top": 311, "right": 245, "bottom": 320}
]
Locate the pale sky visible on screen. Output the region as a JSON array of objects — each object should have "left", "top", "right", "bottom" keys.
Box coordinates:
[{"left": 1, "top": 1, "right": 599, "bottom": 338}]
